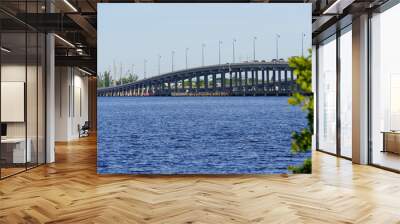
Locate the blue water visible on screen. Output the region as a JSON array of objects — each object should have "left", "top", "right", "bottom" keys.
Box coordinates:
[{"left": 97, "top": 97, "right": 310, "bottom": 174}]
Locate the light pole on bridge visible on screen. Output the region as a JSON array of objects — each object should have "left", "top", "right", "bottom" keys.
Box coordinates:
[
  {"left": 301, "top": 33, "right": 306, "bottom": 57},
  {"left": 144, "top": 59, "right": 147, "bottom": 79},
  {"left": 201, "top": 43, "right": 206, "bottom": 66},
  {"left": 232, "top": 38, "right": 236, "bottom": 63},
  {"left": 185, "top": 48, "right": 189, "bottom": 69},
  {"left": 276, "top": 33, "right": 280, "bottom": 60},
  {"left": 253, "top": 36, "right": 257, "bottom": 61},
  {"left": 171, "top": 50, "right": 175, "bottom": 72},
  {"left": 218, "top": 40, "right": 222, "bottom": 65},
  {"left": 158, "top": 54, "right": 161, "bottom": 75}
]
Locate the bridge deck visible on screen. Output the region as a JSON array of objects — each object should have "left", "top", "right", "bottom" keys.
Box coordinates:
[{"left": 98, "top": 61, "right": 297, "bottom": 96}]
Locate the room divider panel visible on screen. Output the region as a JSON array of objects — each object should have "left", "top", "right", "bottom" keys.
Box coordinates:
[{"left": 0, "top": 0, "right": 47, "bottom": 179}]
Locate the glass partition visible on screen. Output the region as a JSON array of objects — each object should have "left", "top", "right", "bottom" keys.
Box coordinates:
[
  {"left": 0, "top": 1, "right": 46, "bottom": 179},
  {"left": 339, "top": 27, "right": 352, "bottom": 158},
  {"left": 1, "top": 31, "right": 28, "bottom": 177},
  {"left": 317, "top": 35, "right": 337, "bottom": 154},
  {"left": 38, "top": 32, "right": 46, "bottom": 165},
  {"left": 371, "top": 4, "right": 400, "bottom": 171}
]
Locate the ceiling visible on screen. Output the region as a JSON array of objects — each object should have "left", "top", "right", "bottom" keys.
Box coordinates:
[{"left": 0, "top": 0, "right": 390, "bottom": 73}]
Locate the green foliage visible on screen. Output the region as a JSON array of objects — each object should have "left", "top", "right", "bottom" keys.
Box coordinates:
[
  {"left": 97, "top": 71, "right": 112, "bottom": 88},
  {"left": 116, "top": 72, "right": 138, "bottom": 86},
  {"left": 97, "top": 73, "right": 104, "bottom": 88},
  {"left": 104, "top": 71, "right": 111, "bottom": 87},
  {"left": 289, "top": 158, "right": 311, "bottom": 174},
  {"left": 97, "top": 71, "right": 139, "bottom": 88},
  {"left": 287, "top": 49, "right": 313, "bottom": 173}
]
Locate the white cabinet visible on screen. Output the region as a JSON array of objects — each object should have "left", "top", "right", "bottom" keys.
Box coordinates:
[{"left": 1, "top": 138, "right": 32, "bottom": 163}]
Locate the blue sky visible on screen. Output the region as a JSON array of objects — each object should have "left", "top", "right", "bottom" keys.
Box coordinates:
[{"left": 98, "top": 3, "right": 311, "bottom": 80}]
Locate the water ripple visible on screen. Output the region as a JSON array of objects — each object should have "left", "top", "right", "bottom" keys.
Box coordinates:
[{"left": 97, "top": 96, "right": 311, "bottom": 174}]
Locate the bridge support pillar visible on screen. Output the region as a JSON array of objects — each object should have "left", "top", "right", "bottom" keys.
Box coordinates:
[
  {"left": 273, "top": 69, "right": 277, "bottom": 95},
  {"left": 290, "top": 69, "right": 294, "bottom": 81},
  {"left": 277, "top": 69, "right": 282, "bottom": 95},
  {"left": 251, "top": 70, "right": 255, "bottom": 87},
  {"left": 235, "top": 72, "right": 238, "bottom": 87},
  {"left": 244, "top": 70, "right": 248, "bottom": 95},
  {"left": 262, "top": 70, "right": 265, "bottom": 95},
  {"left": 212, "top": 73, "right": 216, "bottom": 93},
  {"left": 196, "top": 76, "right": 200, "bottom": 93},
  {"left": 229, "top": 72, "right": 233, "bottom": 91},
  {"left": 189, "top": 77, "right": 192, "bottom": 93},
  {"left": 238, "top": 71, "right": 242, "bottom": 89},
  {"left": 221, "top": 72, "right": 225, "bottom": 92},
  {"left": 204, "top": 74, "right": 208, "bottom": 92},
  {"left": 252, "top": 70, "right": 256, "bottom": 95},
  {"left": 267, "top": 69, "right": 271, "bottom": 94},
  {"left": 284, "top": 69, "right": 288, "bottom": 95}
]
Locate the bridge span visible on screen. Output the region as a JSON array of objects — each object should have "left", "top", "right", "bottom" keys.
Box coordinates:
[{"left": 97, "top": 61, "right": 297, "bottom": 96}]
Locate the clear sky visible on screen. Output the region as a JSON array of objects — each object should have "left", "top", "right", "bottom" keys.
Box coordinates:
[{"left": 98, "top": 3, "right": 311, "bottom": 80}]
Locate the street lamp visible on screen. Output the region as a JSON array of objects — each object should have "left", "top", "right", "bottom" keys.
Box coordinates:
[
  {"left": 253, "top": 36, "right": 257, "bottom": 61},
  {"left": 275, "top": 34, "right": 280, "bottom": 60},
  {"left": 120, "top": 62, "right": 123, "bottom": 85},
  {"left": 185, "top": 48, "right": 189, "bottom": 69},
  {"left": 218, "top": 40, "right": 222, "bottom": 64},
  {"left": 302, "top": 33, "right": 306, "bottom": 57},
  {"left": 232, "top": 38, "right": 236, "bottom": 63},
  {"left": 171, "top": 50, "right": 175, "bottom": 72},
  {"left": 144, "top": 59, "right": 147, "bottom": 79},
  {"left": 201, "top": 43, "right": 206, "bottom": 66},
  {"left": 158, "top": 54, "right": 161, "bottom": 75}
]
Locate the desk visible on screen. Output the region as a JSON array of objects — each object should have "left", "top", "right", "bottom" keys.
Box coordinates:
[
  {"left": 382, "top": 131, "right": 400, "bottom": 154},
  {"left": 1, "top": 138, "right": 31, "bottom": 163}
]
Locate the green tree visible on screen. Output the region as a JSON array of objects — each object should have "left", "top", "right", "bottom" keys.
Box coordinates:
[
  {"left": 103, "top": 71, "right": 111, "bottom": 87},
  {"left": 97, "top": 73, "right": 104, "bottom": 88},
  {"left": 287, "top": 49, "right": 313, "bottom": 174},
  {"left": 116, "top": 72, "right": 139, "bottom": 86}
]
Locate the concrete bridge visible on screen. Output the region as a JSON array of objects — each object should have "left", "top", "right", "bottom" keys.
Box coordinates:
[{"left": 97, "top": 61, "right": 297, "bottom": 96}]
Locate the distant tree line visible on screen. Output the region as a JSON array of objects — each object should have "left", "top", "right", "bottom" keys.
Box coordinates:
[{"left": 97, "top": 71, "right": 139, "bottom": 88}]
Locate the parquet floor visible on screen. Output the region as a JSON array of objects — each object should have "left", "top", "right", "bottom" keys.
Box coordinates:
[{"left": 1, "top": 135, "right": 400, "bottom": 223}]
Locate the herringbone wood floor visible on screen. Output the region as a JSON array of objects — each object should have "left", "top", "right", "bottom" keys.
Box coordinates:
[{"left": 1, "top": 135, "right": 400, "bottom": 224}]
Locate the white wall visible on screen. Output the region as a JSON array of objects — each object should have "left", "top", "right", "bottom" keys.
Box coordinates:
[
  {"left": 1, "top": 64, "right": 36, "bottom": 138},
  {"left": 55, "top": 66, "right": 70, "bottom": 141},
  {"left": 1, "top": 62, "right": 46, "bottom": 164},
  {"left": 55, "top": 67, "right": 89, "bottom": 141}
]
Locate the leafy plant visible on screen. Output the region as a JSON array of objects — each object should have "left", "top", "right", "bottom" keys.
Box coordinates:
[
  {"left": 289, "top": 158, "right": 311, "bottom": 174},
  {"left": 287, "top": 49, "right": 313, "bottom": 173}
]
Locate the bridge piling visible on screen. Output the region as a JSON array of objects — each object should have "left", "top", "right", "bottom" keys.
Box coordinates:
[
  {"left": 262, "top": 70, "right": 266, "bottom": 95},
  {"left": 196, "top": 76, "right": 200, "bottom": 93},
  {"left": 204, "top": 74, "right": 208, "bottom": 92}
]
